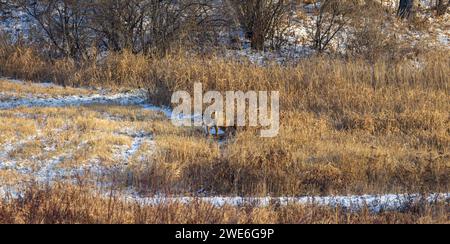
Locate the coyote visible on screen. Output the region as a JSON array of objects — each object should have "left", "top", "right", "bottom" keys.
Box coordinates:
[
  {"left": 206, "top": 124, "right": 238, "bottom": 139},
  {"left": 205, "top": 114, "right": 237, "bottom": 139}
]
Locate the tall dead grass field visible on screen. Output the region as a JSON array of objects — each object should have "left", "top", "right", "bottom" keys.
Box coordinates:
[{"left": 0, "top": 46, "right": 449, "bottom": 196}]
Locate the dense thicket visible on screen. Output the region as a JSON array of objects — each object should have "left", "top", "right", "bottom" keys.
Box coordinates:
[
  {"left": 1, "top": 1, "right": 445, "bottom": 58},
  {"left": 4, "top": 0, "right": 218, "bottom": 58}
]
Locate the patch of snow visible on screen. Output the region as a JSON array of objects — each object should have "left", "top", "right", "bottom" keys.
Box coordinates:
[
  {"left": 142, "top": 104, "right": 173, "bottom": 118},
  {"left": 0, "top": 135, "right": 39, "bottom": 175},
  {"left": 120, "top": 131, "right": 155, "bottom": 165},
  {"left": 0, "top": 9, "right": 35, "bottom": 41},
  {"left": 117, "top": 191, "right": 450, "bottom": 213},
  {"left": 0, "top": 90, "right": 148, "bottom": 109},
  {"left": 33, "top": 155, "right": 68, "bottom": 183},
  {"left": 437, "top": 32, "right": 449, "bottom": 46}
]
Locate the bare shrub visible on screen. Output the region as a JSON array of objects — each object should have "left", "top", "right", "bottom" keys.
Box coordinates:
[
  {"left": 397, "top": 0, "right": 417, "bottom": 19},
  {"left": 307, "top": 0, "right": 356, "bottom": 53},
  {"left": 0, "top": 0, "right": 14, "bottom": 14},
  {"left": 17, "top": 0, "right": 93, "bottom": 59},
  {"left": 436, "top": 0, "right": 449, "bottom": 16},
  {"left": 15, "top": 0, "right": 216, "bottom": 58},
  {"left": 0, "top": 0, "right": 9, "bottom": 14},
  {"left": 226, "top": 0, "right": 291, "bottom": 50},
  {"left": 90, "top": 0, "right": 202, "bottom": 54}
]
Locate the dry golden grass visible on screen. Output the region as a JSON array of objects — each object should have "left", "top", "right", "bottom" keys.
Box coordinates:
[
  {"left": 117, "top": 51, "right": 448, "bottom": 196},
  {"left": 0, "top": 105, "right": 164, "bottom": 186},
  {"left": 134, "top": 134, "right": 221, "bottom": 193},
  {"left": 2, "top": 47, "right": 447, "bottom": 196},
  {"left": 0, "top": 47, "right": 51, "bottom": 82},
  {"left": 0, "top": 79, "right": 93, "bottom": 98},
  {"left": 128, "top": 55, "right": 448, "bottom": 194},
  {"left": 0, "top": 170, "right": 32, "bottom": 186},
  {"left": 0, "top": 184, "right": 447, "bottom": 224},
  {"left": 0, "top": 116, "right": 37, "bottom": 144}
]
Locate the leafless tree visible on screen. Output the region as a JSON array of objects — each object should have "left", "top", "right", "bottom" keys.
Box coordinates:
[
  {"left": 89, "top": 0, "right": 147, "bottom": 52},
  {"left": 18, "top": 0, "right": 93, "bottom": 59},
  {"left": 436, "top": 0, "right": 449, "bottom": 16},
  {"left": 397, "top": 0, "right": 416, "bottom": 19},
  {"left": 308, "top": 0, "right": 355, "bottom": 53},
  {"left": 226, "top": 0, "right": 291, "bottom": 50},
  {"left": 14, "top": 0, "right": 216, "bottom": 57},
  {"left": 0, "top": 0, "right": 13, "bottom": 15},
  {"left": 0, "top": 0, "right": 7, "bottom": 12},
  {"left": 90, "top": 0, "right": 215, "bottom": 55},
  {"left": 141, "top": 0, "right": 217, "bottom": 55}
]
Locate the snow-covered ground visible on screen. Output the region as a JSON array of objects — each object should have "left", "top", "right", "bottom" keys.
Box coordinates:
[
  {"left": 0, "top": 79, "right": 156, "bottom": 192},
  {"left": 118, "top": 191, "right": 449, "bottom": 213},
  {"left": 0, "top": 88, "right": 148, "bottom": 109},
  {"left": 0, "top": 119, "right": 152, "bottom": 185}
]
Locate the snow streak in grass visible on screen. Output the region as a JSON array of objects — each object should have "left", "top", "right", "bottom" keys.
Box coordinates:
[
  {"left": 0, "top": 90, "right": 148, "bottom": 109},
  {"left": 115, "top": 190, "right": 450, "bottom": 213}
]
